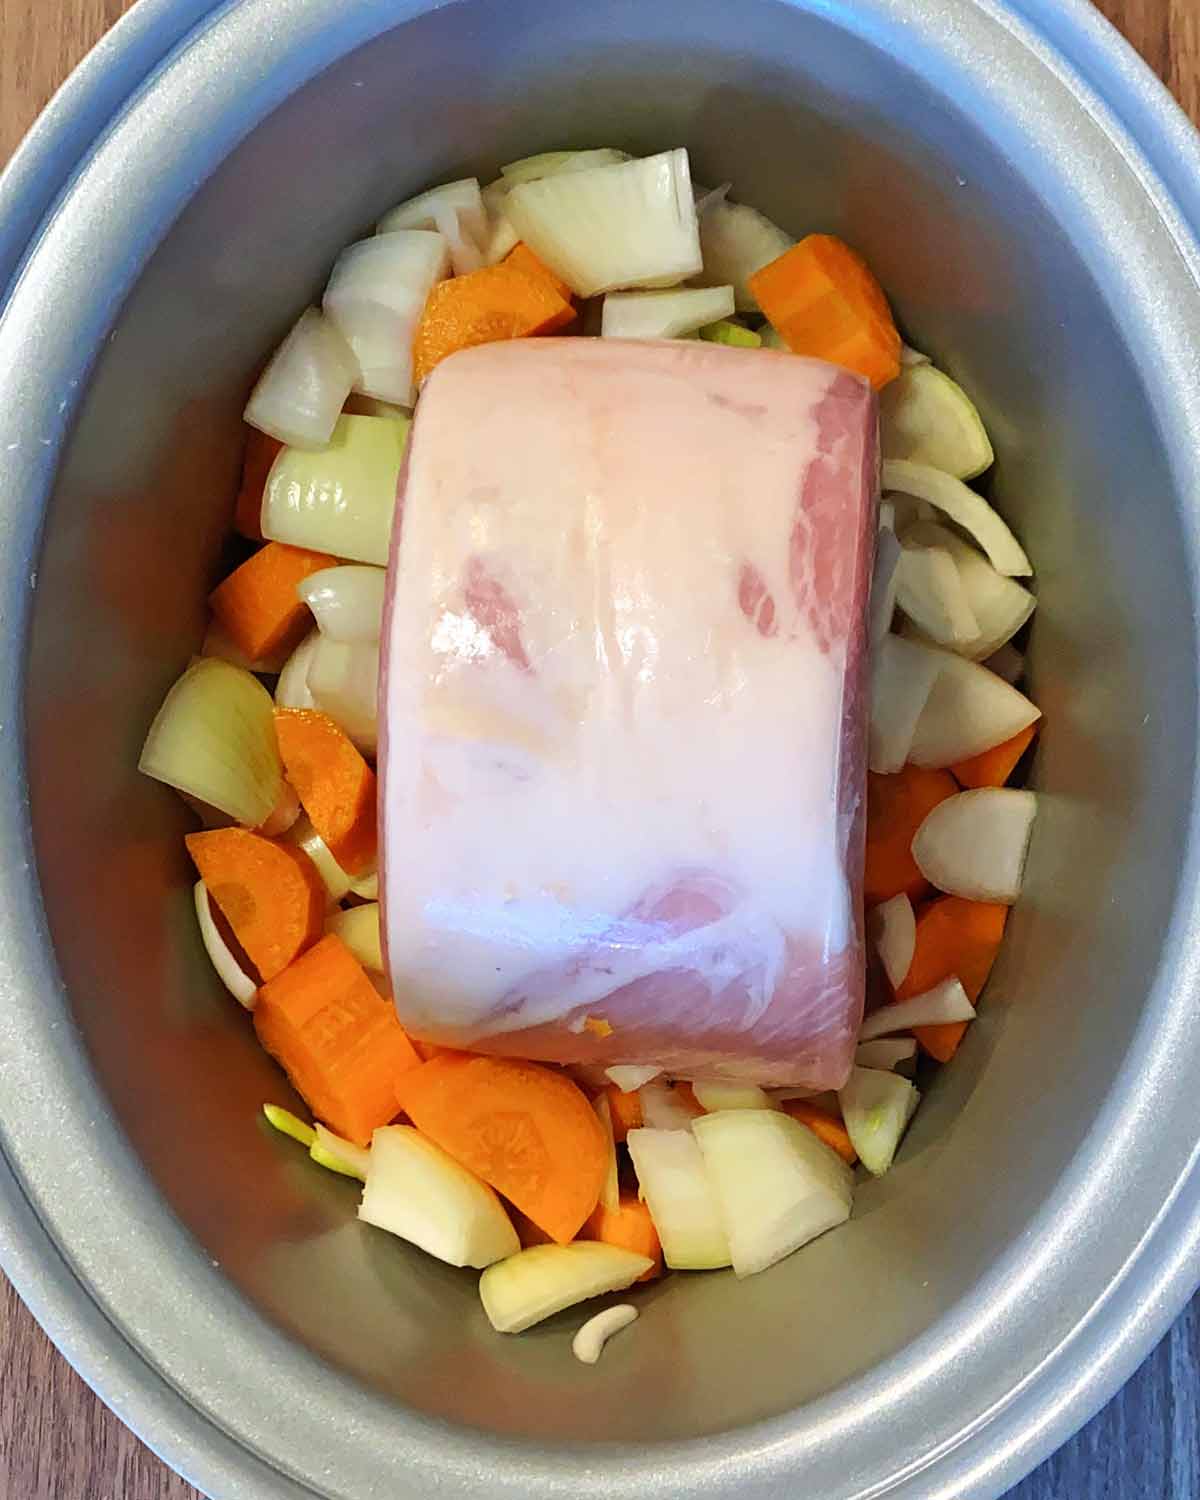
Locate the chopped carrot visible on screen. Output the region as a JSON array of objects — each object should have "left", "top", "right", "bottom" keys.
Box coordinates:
[
  {"left": 412, "top": 263, "right": 576, "bottom": 387},
  {"left": 394, "top": 1054, "right": 608, "bottom": 1244},
  {"left": 185, "top": 827, "right": 325, "bottom": 981},
  {"left": 234, "top": 429, "right": 282, "bottom": 541},
  {"left": 748, "top": 234, "right": 901, "bottom": 389},
  {"left": 865, "top": 766, "right": 958, "bottom": 906},
  {"left": 605, "top": 1084, "right": 644, "bottom": 1143},
  {"left": 504, "top": 241, "right": 574, "bottom": 302},
  {"left": 895, "top": 896, "right": 1008, "bottom": 1061},
  {"left": 254, "top": 934, "right": 422, "bottom": 1146},
  {"left": 782, "top": 1098, "right": 858, "bottom": 1166},
  {"left": 209, "top": 541, "right": 336, "bottom": 664},
  {"left": 951, "top": 722, "right": 1039, "bottom": 790},
  {"left": 583, "top": 1194, "right": 663, "bottom": 1282},
  {"left": 274, "top": 709, "right": 377, "bottom": 875}
]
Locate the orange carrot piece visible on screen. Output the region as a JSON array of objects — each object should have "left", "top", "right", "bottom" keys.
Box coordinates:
[
  {"left": 951, "top": 722, "right": 1038, "bottom": 790},
  {"left": 895, "top": 896, "right": 1009, "bottom": 1062},
  {"left": 254, "top": 934, "right": 422, "bottom": 1145},
  {"left": 782, "top": 1099, "right": 858, "bottom": 1166},
  {"left": 234, "top": 430, "right": 283, "bottom": 541},
  {"left": 583, "top": 1194, "right": 663, "bottom": 1282},
  {"left": 274, "top": 709, "right": 377, "bottom": 875},
  {"left": 865, "top": 766, "right": 958, "bottom": 906},
  {"left": 412, "top": 263, "right": 576, "bottom": 387},
  {"left": 209, "top": 541, "right": 336, "bottom": 663},
  {"left": 749, "top": 235, "right": 901, "bottom": 389},
  {"left": 605, "top": 1084, "right": 644, "bottom": 1143},
  {"left": 186, "top": 827, "right": 325, "bottom": 981},
  {"left": 504, "top": 241, "right": 574, "bottom": 302},
  {"left": 394, "top": 1054, "right": 608, "bottom": 1244}
]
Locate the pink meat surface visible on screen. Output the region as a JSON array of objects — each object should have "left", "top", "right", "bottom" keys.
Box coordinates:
[{"left": 380, "top": 338, "right": 877, "bottom": 1088}]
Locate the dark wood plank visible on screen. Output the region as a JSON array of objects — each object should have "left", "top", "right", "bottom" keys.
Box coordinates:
[{"left": 1, "top": 3, "right": 1197, "bottom": 1498}]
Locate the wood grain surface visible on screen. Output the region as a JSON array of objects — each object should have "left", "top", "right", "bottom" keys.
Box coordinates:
[{"left": 1, "top": 2, "right": 1198, "bottom": 1498}]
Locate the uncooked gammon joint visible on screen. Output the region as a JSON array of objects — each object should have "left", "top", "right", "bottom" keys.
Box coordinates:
[{"left": 380, "top": 338, "right": 877, "bottom": 1087}]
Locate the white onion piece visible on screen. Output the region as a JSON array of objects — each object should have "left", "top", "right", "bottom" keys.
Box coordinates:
[
  {"left": 298, "top": 565, "right": 386, "bottom": 643},
  {"left": 287, "top": 813, "right": 351, "bottom": 905},
  {"left": 324, "top": 233, "right": 448, "bottom": 407},
  {"left": 869, "top": 633, "right": 943, "bottom": 774},
  {"left": 480, "top": 1242, "right": 652, "bottom": 1334},
  {"left": 902, "top": 521, "right": 1036, "bottom": 661},
  {"left": 193, "top": 880, "right": 257, "bottom": 1008},
  {"left": 349, "top": 867, "right": 379, "bottom": 900},
  {"left": 200, "top": 618, "right": 288, "bottom": 675},
  {"left": 895, "top": 544, "right": 979, "bottom": 647},
  {"left": 908, "top": 649, "right": 1041, "bottom": 767},
  {"left": 638, "top": 1080, "right": 700, "bottom": 1132},
  {"left": 689, "top": 1081, "right": 779, "bottom": 1112},
  {"left": 886, "top": 493, "right": 937, "bottom": 531},
  {"left": 377, "top": 181, "right": 485, "bottom": 276},
  {"left": 601, "top": 285, "right": 734, "bottom": 340},
  {"left": 692, "top": 181, "right": 730, "bottom": 215},
  {"left": 900, "top": 344, "right": 932, "bottom": 367},
  {"left": 985, "top": 642, "right": 1026, "bottom": 685},
  {"left": 913, "top": 788, "right": 1037, "bottom": 903},
  {"left": 306, "top": 637, "right": 379, "bottom": 755},
  {"left": 139, "top": 658, "right": 283, "bottom": 828},
  {"left": 479, "top": 179, "right": 521, "bottom": 264},
  {"left": 275, "top": 629, "right": 320, "bottom": 710},
  {"left": 880, "top": 364, "right": 994, "bottom": 480},
  {"left": 605, "top": 1064, "right": 662, "bottom": 1092},
  {"left": 690, "top": 198, "right": 793, "bottom": 312},
  {"left": 326, "top": 902, "right": 383, "bottom": 971},
  {"left": 505, "top": 149, "right": 702, "bottom": 297},
  {"left": 838, "top": 1067, "right": 919, "bottom": 1176},
  {"left": 869, "top": 524, "right": 902, "bottom": 647},
  {"left": 882, "top": 461, "right": 1031, "bottom": 577},
  {"left": 868, "top": 894, "right": 916, "bottom": 989},
  {"left": 244, "top": 308, "right": 358, "bottom": 449},
  {"left": 594, "top": 1094, "right": 620, "bottom": 1212},
  {"left": 854, "top": 1038, "right": 918, "bottom": 1071},
  {"left": 858, "top": 978, "right": 976, "bottom": 1041},
  {"left": 500, "top": 148, "right": 631, "bottom": 184},
  {"left": 626, "top": 1128, "right": 731, "bottom": 1270}
]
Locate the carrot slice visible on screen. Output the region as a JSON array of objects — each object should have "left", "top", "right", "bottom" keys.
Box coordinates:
[
  {"left": 583, "top": 1194, "right": 663, "bottom": 1281},
  {"left": 748, "top": 235, "right": 902, "bottom": 389},
  {"left": 605, "top": 1084, "right": 644, "bottom": 1143},
  {"left": 951, "top": 722, "right": 1038, "bottom": 789},
  {"left": 504, "top": 241, "right": 574, "bottom": 302},
  {"left": 394, "top": 1054, "right": 608, "bottom": 1244},
  {"left": 254, "top": 934, "right": 422, "bottom": 1145},
  {"left": 274, "top": 709, "right": 377, "bottom": 875},
  {"left": 782, "top": 1099, "right": 858, "bottom": 1166},
  {"left": 894, "top": 895, "right": 1008, "bottom": 1061},
  {"left": 864, "top": 766, "right": 958, "bottom": 906},
  {"left": 234, "top": 429, "right": 283, "bottom": 541},
  {"left": 412, "top": 263, "right": 576, "bottom": 387},
  {"left": 209, "top": 541, "right": 336, "bottom": 663},
  {"left": 185, "top": 827, "right": 325, "bottom": 981}
]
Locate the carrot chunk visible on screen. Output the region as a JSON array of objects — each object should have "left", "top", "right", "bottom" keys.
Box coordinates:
[
  {"left": 748, "top": 235, "right": 901, "bottom": 389},
  {"left": 865, "top": 766, "right": 958, "bottom": 906},
  {"left": 604, "top": 1084, "right": 644, "bottom": 1143},
  {"left": 583, "top": 1194, "right": 663, "bottom": 1281},
  {"left": 895, "top": 895, "right": 1008, "bottom": 1061},
  {"left": 186, "top": 827, "right": 325, "bottom": 981},
  {"left": 782, "top": 1099, "right": 858, "bottom": 1166},
  {"left": 951, "top": 722, "right": 1038, "bottom": 789},
  {"left": 234, "top": 429, "right": 283, "bottom": 541},
  {"left": 274, "top": 709, "right": 377, "bottom": 875},
  {"left": 209, "top": 541, "right": 336, "bottom": 663},
  {"left": 504, "top": 241, "right": 574, "bottom": 302},
  {"left": 394, "top": 1054, "right": 608, "bottom": 1244},
  {"left": 412, "top": 263, "right": 576, "bottom": 387},
  {"left": 254, "top": 933, "right": 422, "bottom": 1145}
]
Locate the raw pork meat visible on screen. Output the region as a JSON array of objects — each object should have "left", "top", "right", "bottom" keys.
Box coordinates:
[{"left": 380, "top": 338, "right": 877, "bottom": 1087}]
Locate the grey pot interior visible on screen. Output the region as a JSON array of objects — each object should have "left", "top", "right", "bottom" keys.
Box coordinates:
[{"left": 7, "top": 0, "right": 1200, "bottom": 1496}]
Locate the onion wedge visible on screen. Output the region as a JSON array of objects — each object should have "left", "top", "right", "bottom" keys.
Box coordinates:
[
  {"left": 901, "top": 520, "right": 1036, "bottom": 660},
  {"left": 244, "top": 308, "right": 357, "bottom": 449},
  {"left": 895, "top": 544, "right": 979, "bottom": 646},
  {"left": 882, "top": 460, "right": 1031, "bottom": 577},
  {"left": 297, "top": 565, "right": 386, "bottom": 643},
  {"left": 858, "top": 978, "right": 976, "bottom": 1041},
  {"left": 480, "top": 1242, "right": 652, "bottom": 1334},
  {"left": 838, "top": 1067, "right": 919, "bottom": 1176},
  {"left": 691, "top": 198, "right": 793, "bottom": 312},
  {"left": 869, "top": 633, "right": 943, "bottom": 774},
  {"left": 601, "top": 285, "right": 734, "bottom": 339},
  {"left": 626, "top": 1127, "right": 731, "bottom": 1270},
  {"left": 326, "top": 903, "right": 383, "bottom": 971},
  {"left": 274, "top": 629, "right": 320, "bottom": 711},
  {"left": 908, "top": 649, "right": 1040, "bottom": 767},
  {"left": 880, "top": 364, "right": 994, "bottom": 480},
  {"left": 868, "top": 894, "right": 916, "bottom": 989},
  {"left": 377, "top": 181, "right": 484, "bottom": 276},
  {"left": 913, "top": 787, "right": 1037, "bottom": 903}
]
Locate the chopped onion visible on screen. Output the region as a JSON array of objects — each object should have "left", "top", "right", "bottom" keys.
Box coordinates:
[
  {"left": 886, "top": 493, "right": 937, "bottom": 531},
  {"left": 854, "top": 1038, "right": 918, "bottom": 1071},
  {"left": 869, "top": 633, "right": 942, "bottom": 774},
  {"left": 377, "top": 181, "right": 485, "bottom": 276},
  {"left": 869, "top": 524, "right": 902, "bottom": 646},
  {"left": 244, "top": 308, "right": 358, "bottom": 449},
  {"left": 324, "top": 233, "right": 448, "bottom": 407},
  {"left": 691, "top": 198, "right": 793, "bottom": 311},
  {"left": 901, "top": 521, "right": 1036, "bottom": 661},
  {"left": 480, "top": 1242, "right": 652, "bottom": 1334},
  {"left": 913, "top": 787, "right": 1037, "bottom": 903},
  {"left": 200, "top": 617, "right": 287, "bottom": 675},
  {"left": 263, "top": 414, "right": 408, "bottom": 566},
  {"left": 985, "top": 642, "right": 1026, "bottom": 685},
  {"left": 504, "top": 148, "right": 702, "bottom": 298},
  {"left": 310, "top": 1122, "right": 370, "bottom": 1181},
  {"left": 908, "top": 649, "right": 1041, "bottom": 767},
  {"left": 688, "top": 1080, "right": 779, "bottom": 1112},
  {"left": 297, "top": 565, "right": 386, "bottom": 643},
  {"left": 594, "top": 1094, "right": 620, "bottom": 1211},
  {"left": 287, "top": 813, "right": 352, "bottom": 905},
  {"left": 275, "top": 629, "right": 320, "bottom": 710},
  {"left": 626, "top": 1127, "right": 731, "bottom": 1270},
  {"left": 139, "top": 658, "right": 284, "bottom": 828},
  {"left": 605, "top": 1064, "right": 662, "bottom": 1092},
  {"left": 858, "top": 977, "right": 976, "bottom": 1041},
  {"left": 306, "top": 637, "right": 379, "bottom": 755},
  {"left": 880, "top": 364, "right": 994, "bottom": 480},
  {"left": 882, "top": 460, "right": 1031, "bottom": 577},
  {"left": 601, "top": 285, "right": 734, "bottom": 340},
  {"left": 697, "top": 319, "right": 762, "bottom": 348},
  {"left": 326, "top": 902, "right": 383, "bottom": 971},
  {"left": 638, "top": 1079, "right": 701, "bottom": 1132},
  {"left": 349, "top": 867, "right": 379, "bottom": 900},
  {"left": 499, "top": 148, "right": 631, "bottom": 184},
  {"left": 838, "top": 1067, "right": 919, "bottom": 1176},
  {"left": 868, "top": 893, "right": 916, "bottom": 989},
  {"left": 895, "top": 543, "right": 979, "bottom": 647},
  {"left": 193, "top": 879, "right": 257, "bottom": 1008}
]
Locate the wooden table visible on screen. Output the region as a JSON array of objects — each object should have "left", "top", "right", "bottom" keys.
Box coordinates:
[{"left": 2, "top": 2, "right": 1199, "bottom": 1496}]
